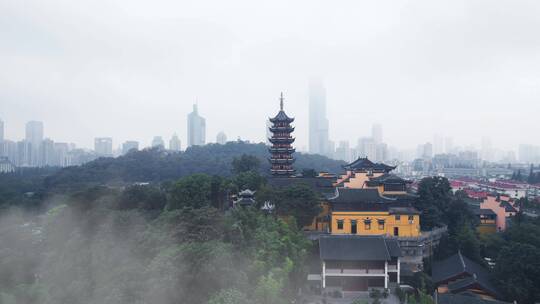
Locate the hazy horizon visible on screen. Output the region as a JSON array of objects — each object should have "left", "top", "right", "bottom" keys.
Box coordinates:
[{"left": 1, "top": 0, "right": 539, "bottom": 151}]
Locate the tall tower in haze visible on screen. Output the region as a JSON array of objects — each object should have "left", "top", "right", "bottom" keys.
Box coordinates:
[
  {"left": 25, "top": 121, "right": 44, "bottom": 147},
  {"left": 25, "top": 121, "right": 44, "bottom": 166},
  {"left": 0, "top": 118, "right": 4, "bottom": 142},
  {"left": 371, "top": 124, "right": 382, "bottom": 144},
  {"left": 268, "top": 93, "right": 295, "bottom": 176},
  {"left": 187, "top": 104, "right": 206, "bottom": 147},
  {"left": 308, "top": 78, "right": 330, "bottom": 156},
  {"left": 169, "top": 134, "right": 181, "bottom": 151}
]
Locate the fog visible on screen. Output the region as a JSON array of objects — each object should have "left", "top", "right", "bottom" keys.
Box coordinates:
[
  {"left": 1, "top": 0, "right": 539, "bottom": 150},
  {"left": 0, "top": 195, "right": 246, "bottom": 304}
]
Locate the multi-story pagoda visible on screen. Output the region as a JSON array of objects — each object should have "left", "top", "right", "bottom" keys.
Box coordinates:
[{"left": 268, "top": 93, "right": 295, "bottom": 176}]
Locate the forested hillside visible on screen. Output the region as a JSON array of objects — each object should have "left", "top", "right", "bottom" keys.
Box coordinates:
[
  {"left": 44, "top": 142, "right": 345, "bottom": 189},
  {"left": 0, "top": 162, "right": 320, "bottom": 303}
]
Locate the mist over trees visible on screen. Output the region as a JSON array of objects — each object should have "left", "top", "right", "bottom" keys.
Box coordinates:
[{"left": 0, "top": 149, "right": 327, "bottom": 304}]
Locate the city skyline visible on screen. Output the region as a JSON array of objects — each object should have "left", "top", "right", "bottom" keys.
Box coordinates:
[{"left": 2, "top": 1, "right": 540, "bottom": 152}]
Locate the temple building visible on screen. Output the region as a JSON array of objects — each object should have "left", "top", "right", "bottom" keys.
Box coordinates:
[
  {"left": 432, "top": 252, "right": 501, "bottom": 301},
  {"left": 233, "top": 189, "right": 256, "bottom": 208},
  {"left": 335, "top": 158, "right": 413, "bottom": 200},
  {"left": 319, "top": 235, "right": 401, "bottom": 291},
  {"left": 268, "top": 93, "right": 295, "bottom": 177},
  {"left": 329, "top": 188, "right": 421, "bottom": 237}
]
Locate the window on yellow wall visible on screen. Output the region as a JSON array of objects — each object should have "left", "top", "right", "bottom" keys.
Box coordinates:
[
  {"left": 395, "top": 215, "right": 401, "bottom": 221},
  {"left": 378, "top": 219, "right": 385, "bottom": 230},
  {"left": 351, "top": 220, "right": 357, "bottom": 234},
  {"left": 364, "top": 219, "right": 371, "bottom": 230},
  {"left": 337, "top": 219, "right": 344, "bottom": 230},
  {"left": 408, "top": 215, "right": 414, "bottom": 223}
]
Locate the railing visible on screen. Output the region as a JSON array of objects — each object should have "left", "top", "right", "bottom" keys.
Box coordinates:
[
  {"left": 325, "top": 268, "right": 385, "bottom": 275},
  {"left": 388, "top": 265, "right": 397, "bottom": 271}
]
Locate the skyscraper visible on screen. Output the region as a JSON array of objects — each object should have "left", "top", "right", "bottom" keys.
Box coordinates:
[
  {"left": 0, "top": 118, "right": 4, "bottom": 142},
  {"left": 169, "top": 134, "right": 181, "bottom": 151},
  {"left": 25, "top": 121, "right": 44, "bottom": 146},
  {"left": 357, "top": 137, "right": 377, "bottom": 161},
  {"left": 122, "top": 141, "right": 139, "bottom": 154},
  {"left": 371, "top": 124, "right": 383, "bottom": 145},
  {"left": 216, "top": 131, "right": 227, "bottom": 145},
  {"left": 308, "top": 78, "right": 330, "bottom": 156},
  {"left": 25, "top": 121, "right": 43, "bottom": 166},
  {"left": 94, "top": 137, "right": 113, "bottom": 156},
  {"left": 187, "top": 104, "right": 206, "bottom": 147},
  {"left": 433, "top": 133, "right": 444, "bottom": 155},
  {"left": 151, "top": 136, "right": 165, "bottom": 148}
]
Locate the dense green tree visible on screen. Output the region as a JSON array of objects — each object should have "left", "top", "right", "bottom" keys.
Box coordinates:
[
  {"left": 274, "top": 184, "right": 321, "bottom": 228},
  {"left": 231, "top": 154, "right": 262, "bottom": 174},
  {"left": 207, "top": 288, "right": 248, "bottom": 304},
  {"left": 167, "top": 174, "right": 214, "bottom": 210},
  {"left": 118, "top": 184, "right": 166, "bottom": 210},
  {"left": 301, "top": 168, "right": 317, "bottom": 177},
  {"left": 232, "top": 171, "right": 266, "bottom": 192},
  {"left": 253, "top": 272, "right": 286, "bottom": 304},
  {"left": 493, "top": 242, "right": 540, "bottom": 304},
  {"left": 415, "top": 177, "right": 452, "bottom": 230}
]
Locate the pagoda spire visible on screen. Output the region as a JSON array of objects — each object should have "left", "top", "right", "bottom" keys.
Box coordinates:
[{"left": 280, "top": 92, "right": 284, "bottom": 111}]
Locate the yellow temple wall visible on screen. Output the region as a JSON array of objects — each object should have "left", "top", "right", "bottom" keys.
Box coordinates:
[{"left": 330, "top": 211, "right": 420, "bottom": 237}]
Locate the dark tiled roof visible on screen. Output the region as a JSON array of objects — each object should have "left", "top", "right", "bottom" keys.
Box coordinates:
[
  {"left": 319, "top": 235, "right": 400, "bottom": 261},
  {"left": 437, "top": 293, "right": 510, "bottom": 304},
  {"left": 432, "top": 252, "right": 499, "bottom": 298},
  {"left": 499, "top": 201, "right": 517, "bottom": 213},
  {"left": 330, "top": 188, "right": 419, "bottom": 213},
  {"left": 366, "top": 173, "right": 411, "bottom": 185},
  {"left": 329, "top": 188, "right": 394, "bottom": 203},
  {"left": 385, "top": 238, "right": 402, "bottom": 257},
  {"left": 269, "top": 110, "right": 294, "bottom": 123},
  {"left": 343, "top": 157, "right": 396, "bottom": 172}
]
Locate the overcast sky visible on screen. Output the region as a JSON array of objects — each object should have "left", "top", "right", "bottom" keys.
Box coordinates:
[{"left": 1, "top": 0, "right": 539, "bottom": 151}]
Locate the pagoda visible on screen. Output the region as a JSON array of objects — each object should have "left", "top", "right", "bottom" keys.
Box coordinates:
[{"left": 268, "top": 93, "right": 295, "bottom": 176}]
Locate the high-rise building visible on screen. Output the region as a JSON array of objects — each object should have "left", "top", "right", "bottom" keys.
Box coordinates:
[
  {"left": 53, "top": 142, "right": 70, "bottom": 167},
  {"left": 268, "top": 93, "right": 295, "bottom": 176},
  {"left": 0, "top": 118, "right": 4, "bottom": 142},
  {"left": 94, "top": 137, "right": 113, "bottom": 156},
  {"left": 481, "top": 137, "right": 494, "bottom": 162},
  {"left": 16, "top": 140, "right": 32, "bottom": 166},
  {"left": 444, "top": 137, "right": 454, "bottom": 154},
  {"left": 371, "top": 124, "right": 383, "bottom": 145},
  {"left": 422, "top": 142, "right": 433, "bottom": 159},
  {"left": 25, "top": 121, "right": 44, "bottom": 166},
  {"left": 357, "top": 137, "right": 377, "bottom": 161},
  {"left": 519, "top": 144, "right": 540, "bottom": 163},
  {"left": 308, "top": 78, "right": 330, "bottom": 156},
  {"left": 122, "top": 141, "right": 139, "bottom": 154},
  {"left": 25, "top": 121, "right": 44, "bottom": 146},
  {"left": 151, "top": 136, "right": 165, "bottom": 148},
  {"left": 335, "top": 140, "right": 351, "bottom": 162},
  {"left": 375, "top": 143, "right": 388, "bottom": 162},
  {"left": 433, "top": 133, "right": 444, "bottom": 155},
  {"left": 169, "top": 134, "right": 181, "bottom": 151},
  {"left": 40, "top": 138, "right": 55, "bottom": 166},
  {"left": 187, "top": 104, "right": 206, "bottom": 147},
  {"left": 216, "top": 131, "right": 227, "bottom": 145}
]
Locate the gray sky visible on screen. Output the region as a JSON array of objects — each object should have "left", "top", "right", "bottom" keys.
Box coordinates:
[{"left": 1, "top": 0, "right": 539, "bottom": 151}]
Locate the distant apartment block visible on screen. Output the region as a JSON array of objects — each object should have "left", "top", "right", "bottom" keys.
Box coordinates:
[{"left": 94, "top": 137, "right": 113, "bottom": 156}]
